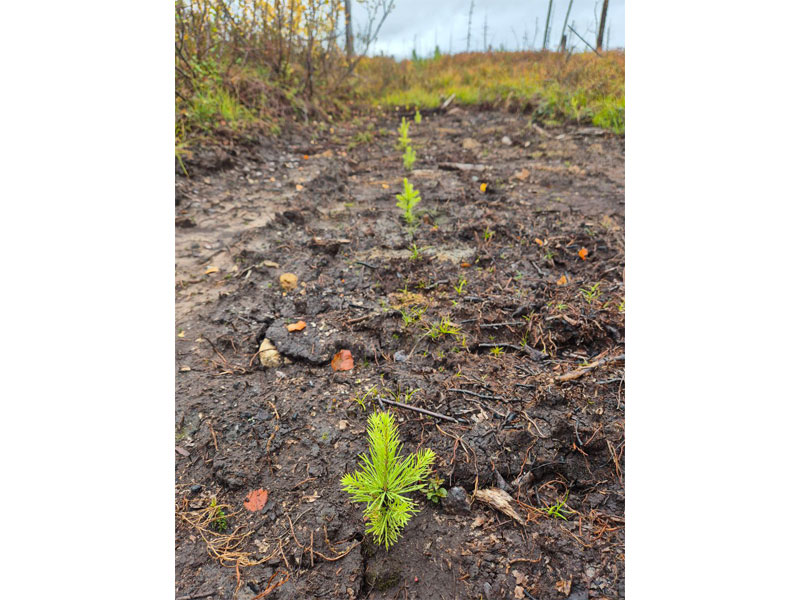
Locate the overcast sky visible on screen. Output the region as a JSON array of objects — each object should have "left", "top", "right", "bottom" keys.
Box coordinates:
[{"left": 351, "top": 0, "right": 624, "bottom": 58}]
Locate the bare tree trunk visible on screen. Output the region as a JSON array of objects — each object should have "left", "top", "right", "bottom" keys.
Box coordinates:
[
  {"left": 559, "top": 0, "right": 574, "bottom": 52},
  {"left": 344, "top": 0, "right": 354, "bottom": 59},
  {"left": 596, "top": 0, "right": 609, "bottom": 51},
  {"left": 466, "top": 0, "right": 475, "bottom": 52},
  {"left": 542, "top": 0, "right": 553, "bottom": 51},
  {"left": 483, "top": 12, "right": 488, "bottom": 52}
]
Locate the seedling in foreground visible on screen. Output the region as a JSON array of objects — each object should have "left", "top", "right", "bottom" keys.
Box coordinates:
[
  {"left": 396, "top": 178, "right": 421, "bottom": 224},
  {"left": 402, "top": 144, "right": 417, "bottom": 170},
  {"left": 341, "top": 411, "right": 435, "bottom": 549}
]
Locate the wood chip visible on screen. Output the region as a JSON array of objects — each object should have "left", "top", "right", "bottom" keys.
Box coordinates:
[{"left": 473, "top": 487, "right": 525, "bottom": 525}]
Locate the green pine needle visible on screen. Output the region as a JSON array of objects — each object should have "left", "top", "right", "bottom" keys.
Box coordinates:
[{"left": 341, "top": 411, "right": 435, "bottom": 549}]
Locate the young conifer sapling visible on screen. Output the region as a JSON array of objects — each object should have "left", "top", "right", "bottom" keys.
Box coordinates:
[
  {"left": 397, "top": 117, "right": 411, "bottom": 149},
  {"left": 341, "top": 411, "right": 435, "bottom": 549},
  {"left": 395, "top": 178, "right": 421, "bottom": 224},
  {"left": 402, "top": 144, "right": 417, "bottom": 171}
]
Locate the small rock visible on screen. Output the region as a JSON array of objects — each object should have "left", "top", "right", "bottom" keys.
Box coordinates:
[
  {"left": 258, "top": 338, "right": 282, "bottom": 368},
  {"left": 501, "top": 136, "right": 512, "bottom": 146},
  {"left": 462, "top": 137, "right": 480, "bottom": 150},
  {"left": 175, "top": 217, "right": 196, "bottom": 228},
  {"left": 442, "top": 486, "right": 471, "bottom": 514},
  {"left": 566, "top": 587, "right": 588, "bottom": 600},
  {"left": 235, "top": 587, "right": 256, "bottom": 600},
  {"left": 393, "top": 351, "right": 408, "bottom": 363},
  {"left": 494, "top": 470, "right": 512, "bottom": 493},
  {"left": 279, "top": 272, "right": 298, "bottom": 291},
  {"left": 483, "top": 582, "right": 492, "bottom": 599},
  {"left": 190, "top": 484, "right": 202, "bottom": 494}
]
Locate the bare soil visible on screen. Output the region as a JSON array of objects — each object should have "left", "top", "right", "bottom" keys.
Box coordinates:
[{"left": 175, "top": 107, "right": 625, "bottom": 600}]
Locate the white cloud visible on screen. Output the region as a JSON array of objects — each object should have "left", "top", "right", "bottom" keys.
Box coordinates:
[{"left": 351, "top": 0, "right": 624, "bottom": 58}]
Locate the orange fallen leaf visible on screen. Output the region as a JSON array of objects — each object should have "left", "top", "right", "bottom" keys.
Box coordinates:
[
  {"left": 244, "top": 489, "right": 269, "bottom": 512},
  {"left": 296, "top": 184, "right": 304, "bottom": 191},
  {"left": 557, "top": 275, "right": 567, "bottom": 285},
  {"left": 461, "top": 262, "right": 471, "bottom": 268},
  {"left": 535, "top": 238, "right": 544, "bottom": 246},
  {"left": 303, "top": 154, "right": 309, "bottom": 160},
  {"left": 479, "top": 183, "right": 487, "bottom": 193},
  {"left": 578, "top": 247, "right": 589, "bottom": 260},
  {"left": 331, "top": 349, "right": 354, "bottom": 372},
  {"left": 381, "top": 183, "right": 389, "bottom": 189},
  {"left": 287, "top": 320, "right": 306, "bottom": 332}
]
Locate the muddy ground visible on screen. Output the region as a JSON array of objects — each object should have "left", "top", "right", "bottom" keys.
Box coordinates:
[{"left": 175, "top": 107, "right": 625, "bottom": 600}]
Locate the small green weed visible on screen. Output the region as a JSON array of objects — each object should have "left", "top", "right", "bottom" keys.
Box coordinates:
[
  {"left": 489, "top": 346, "right": 504, "bottom": 358},
  {"left": 579, "top": 282, "right": 601, "bottom": 304},
  {"left": 414, "top": 109, "right": 422, "bottom": 124},
  {"left": 349, "top": 130, "right": 374, "bottom": 149},
  {"left": 210, "top": 497, "right": 228, "bottom": 532},
  {"left": 425, "top": 317, "right": 461, "bottom": 340},
  {"left": 454, "top": 276, "right": 467, "bottom": 295},
  {"left": 353, "top": 385, "right": 378, "bottom": 411},
  {"left": 424, "top": 476, "right": 447, "bottom": 503},
  {"left": 399, "top": 305, "right": 426, "bottom": 327},
  {"left": 543, "top": 491, "right": 573, "bottom": 521}
]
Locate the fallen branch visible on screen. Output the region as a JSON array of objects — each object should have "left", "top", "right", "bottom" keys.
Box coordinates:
[
  {"left": 449, "top": 388, "right": 507, "bottom": 403},
  {"left": 555, "top": 353, "right": 624, "bottom": 383},
  {"left": 379, "top": 398, "right": 460, "bottom": 423},
  {"left": 439, "top": 162, "right": 488, "bottom": 172}
]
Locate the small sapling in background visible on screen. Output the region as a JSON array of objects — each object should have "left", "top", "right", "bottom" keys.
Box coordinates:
[
  {"left": 402, "top": 144, "right": 417, "bottom": 170},
  {"left": 395, "top": 178, "right": 421, "bottom": 224},
  {"left": 341, "top": 411, "right": 435, "bottom": 549},
  {"left": 397, "top": 116, "right": 411, "bottom": 149},
  {"left": 414, "top": 108, "right": 422, "bottom": 124}
]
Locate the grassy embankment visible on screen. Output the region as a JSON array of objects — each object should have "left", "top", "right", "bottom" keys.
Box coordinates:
[{"left": 176, "top": 50, "right": 624, "bottom": 159}]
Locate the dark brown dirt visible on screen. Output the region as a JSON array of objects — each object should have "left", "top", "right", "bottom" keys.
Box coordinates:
[{"left": 175, "top": 107, "right": 625, "bottom": 600}]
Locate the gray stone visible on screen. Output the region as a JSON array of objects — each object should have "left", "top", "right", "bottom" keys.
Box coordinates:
[{"left": 442, "top": 486, "right": 471, "bottom": 514}]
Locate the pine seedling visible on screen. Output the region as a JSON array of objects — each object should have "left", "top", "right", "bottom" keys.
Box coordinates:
[
  {"left": 395, "top": 178, "right": 421, "bottom": 224},
  {"left": 397, "top": 117, "right": 411, "bottom": 149},
  {"left": 414, "top": 109, "right": 422, "bottom": 124},
  {"left": 402, "top": 144, "right": 417, "bottom": 171},
  {"left": 341, "top": 411, "right": 436, "bottom": 549}
]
